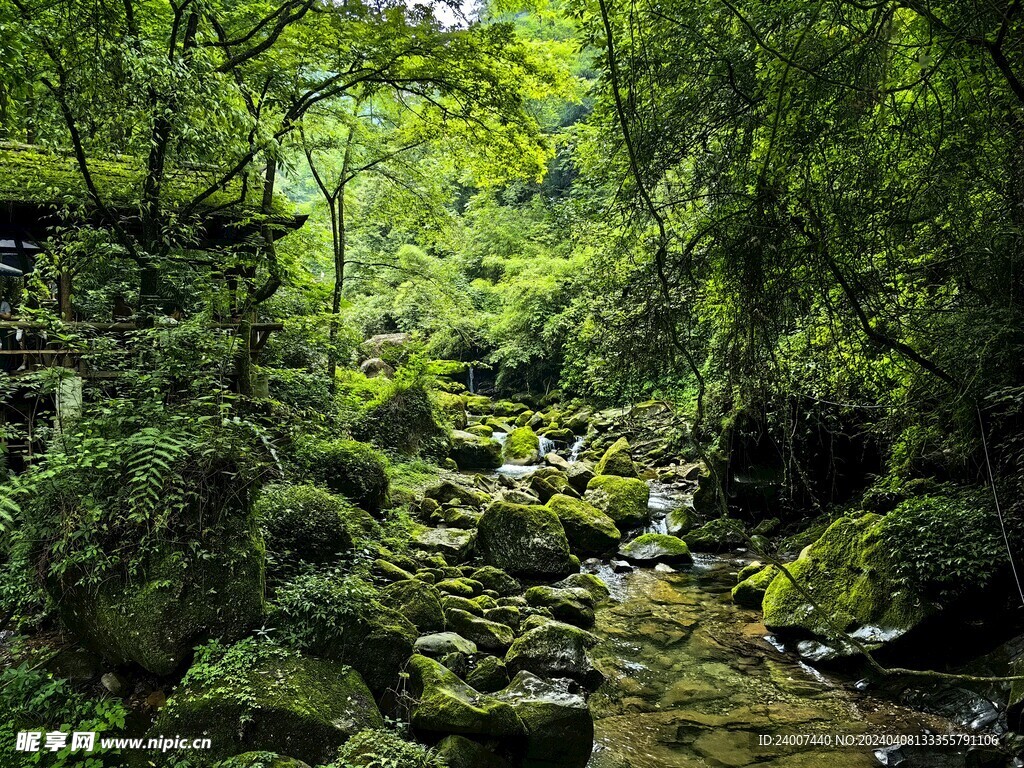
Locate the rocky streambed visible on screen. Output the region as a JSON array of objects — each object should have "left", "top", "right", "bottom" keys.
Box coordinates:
[{"left": 427, "top": 400, "right": 1018, "bottom": 768}]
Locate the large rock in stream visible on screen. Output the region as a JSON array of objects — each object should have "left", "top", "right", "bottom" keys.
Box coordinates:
[
  {"left": 504, "top": 620, "right": 604, "bottom": 690},
  {"left": 545, "top": 494, "right": 620, "bottom": 556},
  {"left": 155, "top": 644, "right": 382, "bottom": 766},
  {"left": 496, "top": 671, "right": 594, "bottom": 768},
  {"left": 584, "top": 475, "right": 650, "bottom": 529},
  {"left": 477, "top": 501, "right": 576, "bottom": 579},
  {"left": 503, "top": 426, "right": 542, "bottom": 465},
  {"left": 762, "top": 514, "right": 929, "bottom": 653},
  {"left": 617, "top": 533, "right": 692, "bottom": 565},
  {"left": 594, "top": 437, "right": 639, "bottom": 478},
  {"left": 407, "top": 654, "right": 526, "bottom": 739},
  {"left": 450, "top": 430, "right": 503, "bottom": 469}
]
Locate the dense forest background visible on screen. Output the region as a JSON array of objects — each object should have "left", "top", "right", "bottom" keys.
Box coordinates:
[{"left": 0, "top": 0, "right": 1023, "bottom": 763}]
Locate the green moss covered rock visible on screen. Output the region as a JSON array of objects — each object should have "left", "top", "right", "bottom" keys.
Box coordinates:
[
  {"left": 450, "top": 431, "right": 503, "bottom": 470},
  {"left": 55, "top": 511, "right": 265, "bottom": 676},
  {"left": 255, "top": 484, "right": 354, "bottom": 574},
  {"left": 502, "top": 427, "right": 541, "bottom": 466},
  {"left": 528, "top": 471, "right": 579, "bottom": 503},
  {"left": 155, "top": 641, "right": 382, "bottom": 766},
  {"left": 436, "top": 735, "right": 513, "bottom": 768},
  {"left": 352, "top": 380, "right": 451, "bottom": 458},
  {"left": 504, "top": 620, "right": 603, "bottom": 691},
  {"left": 407, "top": 655, "right": 525, "bottom": 739},
  {"left": 295, "top": 438, "right": 389, "bottom": 514},
  {"left": 686, "top": 516, "right": 747, "bottom": 551},
  {"left": 617, "top": 533, "right": 692, "bottom": 565},
  {"left": 731, "top": 565, "right": 779, "bottom": 608},
  {"left": 412, "top": 525, "right": 477, "bottom": 563},
  {"left": 761, "top": 514, "right": 928, "bottom": 649},
  {"left": 273, "top": 574, "right": 416, "bottom": 694},
  {"left": 471, "top": 566, "right": 521, "bottom": 597},
  {"left": 477, "top": 502, "right": 575, "bottom": 579},
  {"left": 466, "top": 656, "right": 510, "bottom": 693},
  {"left": 553, "top": 573, "right": 610, "bottom": 603},
  {"left": 495, "top": 671, "right": 594, "bottom": 768},
  {"left": 594, "top": 437, "right": 638, "bottom": 478},
  {"left": 545, "top": 494, "right": 621, "bottom": 556},
  {"left": 524, "top": 586, "right": 595, "bottom": 629},
  {"left": 445, "top": 608, "right": 515, "bottom": 652},
  {"left": 583, "top": 475, "right": 650, "bottom": 529},
  {"left": 383, "top": 579, "right": 446, "bottom": 632}
]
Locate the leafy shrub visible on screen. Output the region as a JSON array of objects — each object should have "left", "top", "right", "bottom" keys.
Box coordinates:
[
  {"left": 350, "top": 367, "right": 450, "bottom": 459},
  {"left": 254, "top": 484, "right": 356, "bottom": 576},
  {"left": 880, "top": 487, "right": 1017, "bottom": 599},
  {"left": 271, "top": 570, "right": 416, "bottom": 693},
  {"left": 332, "top": 729, "right": 447, "bottom": 768},
  {"left": 295, "top": 438, "right": 389, "bottom": 514},
  {"left": 0, "top": 663, "right": 127, "bottom": 767}
]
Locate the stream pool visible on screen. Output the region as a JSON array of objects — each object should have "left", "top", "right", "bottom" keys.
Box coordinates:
[{"left": 584, "top": 557, "right": 1002, "bottom": 768}]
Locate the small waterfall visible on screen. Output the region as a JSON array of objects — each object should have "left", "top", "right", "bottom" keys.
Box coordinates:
[
  {"left": 538, "top": 436, "right": 556, "bottom": 457},
  {"left": 492, "top": 431, "right": 508, "bottom": 445},
  {"left": 569, "top": 435, "right": 585, "bottom": 462},
  {"left": 468, "top": 365, "right": 475, "bottom": 394}
]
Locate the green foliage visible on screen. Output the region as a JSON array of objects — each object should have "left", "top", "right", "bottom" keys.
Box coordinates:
[
  {"left": 880, "top": 488, "right": 1016, "bottom": 599},
  {"left": 294, "top": 438, "right": 389, "bottom": 513},
  {"left": 331, "top": 729, "right": 447, "bottom": 768},
  {"left": 0, "top": 663, "right": 127, "bottom": 767},
  {"left": 254, "top": 484, "right": 355, "bottom": 576}
]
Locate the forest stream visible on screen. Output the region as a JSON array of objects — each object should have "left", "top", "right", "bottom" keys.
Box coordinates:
[{"left": 481, "top": 447, "right": 1013, "bottom": 768}]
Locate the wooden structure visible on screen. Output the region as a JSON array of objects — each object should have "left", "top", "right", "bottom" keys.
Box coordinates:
[{"left": 0, "top": 144, "right": 307, "bottom": 467}]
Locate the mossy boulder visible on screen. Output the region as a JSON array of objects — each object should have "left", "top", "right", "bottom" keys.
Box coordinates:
[
  {"left": 352, "top": 380, "right": 451, "bottom": 458},
  {"left": 407, "top": 655, "right": 525, "bottom": 739},
  {"left": 686, "top": 516, "right": 747, "bottom": 551},
  {"left": 295, "top": 438, "right": 389, "bottom": 514},
  {"left": 436, "top": 735, "right": 514, "bottom": 768},
  {"left": 566, "top": 462, "right": 596, "bottom": 494},
  {"left": 502, "top": 426, "right": 541, "bottom": 466},
  {"left": 732, "top": 565, "right": 779, "bottom": 609},
  {"left": 617, "top": 533, "right": 692, "bottom": 565},
  {"left": 425, "top": 481, "right": 491, "bottom": 508},
  {"left": 411, "top": 525, "right": 477, "bottom": 563},
  {"left": 450, "top": 431, "right": 503, "bottom": 470},
  {"left": 477, "top": 502, "right": 575, "bottom": 580},
  {"left": 529, "top": 472, "right": 579, "bottom": 503},
  {"left": 762, "top": 514, "right": 929, "bottom": 650},
  {"left": 594, "top": 437, "right": 638, "bottom": 478},
  {"left": 545, "top": 494, "right": 621, "bottom": 556},
  {"left": 272, "top": 574, "right": 416, "bottom": 694},
  {"left": 504, "top": 620, "right": 603, "bottom": 691},
  {"left": 55, "top": 511, "right": 265, "bottom": 676},
  {"left": 553, "top": 573, "right": 610, "bottom": 603},
  {"left": 466, "top": 656, "right": 510, "bottom": 693},
  {"left": 435, "top": 391, "right": 469, "bottom": 430},
  {"left": 471, "top": 566, "right": 521, "bottom": 597},
  {"left": 584, "top": 475, "right": 650, "bottom": 529},
  {"left": 495, "top": 671, "right": 594, "bottom": 768},
  {"left": 415, "top": 632, "right": 478, "bottom": 657},
  {"left": 155, "top": 642, "right": 382, "bottom": 766},
  {"left": 255, "top": 484, "right": 354, "bottom": 573},
  {"left": 383, "top": 579, "right": 446, "bottom": 632},
  {"left": 445, "top": 609, "right": 515, "bottom": 653},
  {"left": 665, "top": 504, "right": 695, "bottom": 537},
  {"left": 524, "top": 586, "right": 595, "bottom": 629}
]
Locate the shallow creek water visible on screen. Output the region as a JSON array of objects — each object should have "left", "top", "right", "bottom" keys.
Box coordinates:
[{"left": 582, "top": 557, "right": 983, "bottom": 768}]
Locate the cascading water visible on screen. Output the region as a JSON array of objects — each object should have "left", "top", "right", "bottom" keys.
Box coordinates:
[
  {"left": 538, "top": 435, "right": 556, "bottom": 456},
  {"left": 468, "top": 365, "right": 475, "bottom": 394},
  {"left": 569, "top": 435, "right": 585, "bottom": 462}
]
